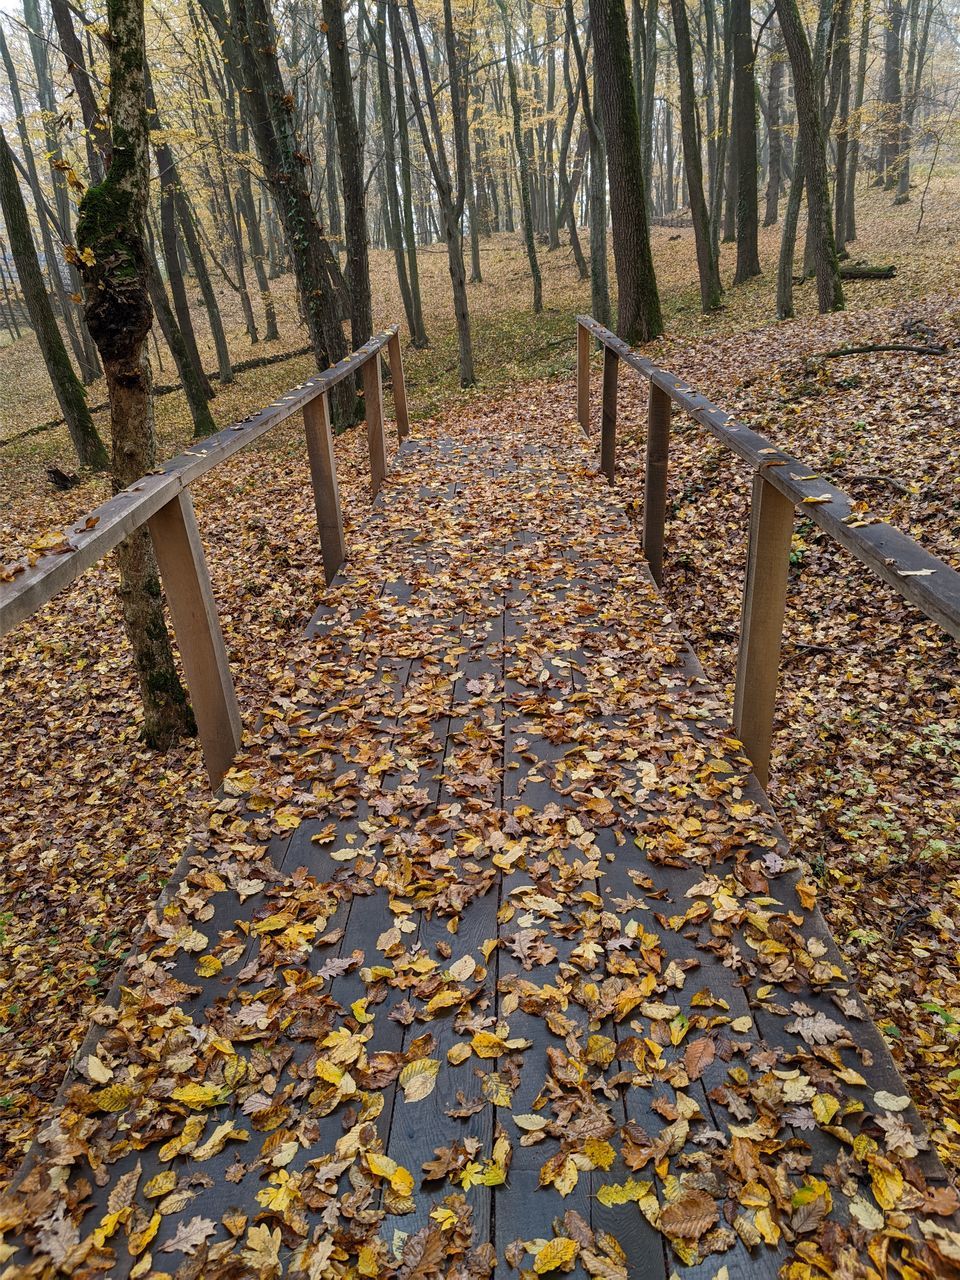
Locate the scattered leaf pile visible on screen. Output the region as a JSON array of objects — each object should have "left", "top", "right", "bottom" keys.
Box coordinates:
[{"left": 2, "top": 418, "right": 959, "bottom": 1276}]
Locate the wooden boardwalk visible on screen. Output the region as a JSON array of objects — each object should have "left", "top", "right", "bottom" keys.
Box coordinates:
[{"left": 3, "top": 415, "right": 957, "bottom": 1278}]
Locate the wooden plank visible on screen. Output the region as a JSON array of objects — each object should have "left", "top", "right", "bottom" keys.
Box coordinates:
[
  {"left": 733, "top": 471, "right": 794, "bottom": 788},
  {"left": 303, "top": 391, "right": 346, "bottom": 585},
  {"left": 387, "top": 331, "right": 411, "bottom": 440},
  {"left": 575, "top": 315, "right": 960, "bottom": 638},
  {"left": 576, "top": 319, "right": 591, "bottom": 436},
  {"left": 364, "top": 349, "right": 388, "bottom": 497},
  {"left": 600, "top": 344, "right": 618, "bottom": 485},
  {"left": 643, "top": 380, "right": 672, "bottom": 587},
  {"left": 147, "top": 490, "right": 242, "bottom": 786},
  {"left": 0, "top": 328, "right": 398, "bottom": 639}
]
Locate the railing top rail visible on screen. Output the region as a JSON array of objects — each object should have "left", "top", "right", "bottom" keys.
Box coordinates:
[
  {"left": 0, "top": 326, "right": 398, "bottom": 640},
  {"left": 577, "top": 315, "right": 960, "bottom": 642}
]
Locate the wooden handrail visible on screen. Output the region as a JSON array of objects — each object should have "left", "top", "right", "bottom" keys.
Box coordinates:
[
  {"left": 0, "top": 324, "right": 410, "bottom": 786},
  {"left": 576, "top": 315, "right": 960, "bottom": 786}
]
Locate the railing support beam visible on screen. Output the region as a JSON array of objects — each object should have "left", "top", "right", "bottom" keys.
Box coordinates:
[
  {"left": 387, "top": 332, "right": 410, "bottom": 442},
  {"left": 303, "top": 391, "right": 346, "bottom": 585},
  {"left": 576, "top": 321, "right": 591, "bottom": 436},
  {"left": 733, "top": 472, "right": 794, "bottom": 789},
  {"left": 363, "top": 352, "right": 388, "bottom": 497},
  {"left": 643, "top": 381, "right": 672, "bottom": 585},
  {"left": 600, "top": 345, "right": 618, "bottom": 484},
  {"left": 147, "top": 490, "right": 242, "bottom": 787}
]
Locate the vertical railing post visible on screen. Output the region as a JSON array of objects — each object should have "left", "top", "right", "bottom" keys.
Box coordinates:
[
  {"left": 643, "top": 380, "right": 672, "bottom": 586},
  {"left": 600, "top": 343, "right": 618, "bottom": 484},
  {"left": 303, "top": 390, "right": 346, "bottom": 585},
  {"left": 576, "top": 320, "right": 590, "bottom": 436},
  {"left": 147, "top": 490, "right": 242, "bottom": 788},
  {"left": 733, "top": 472, "right": 794, "bottom": 789},
  {"left": 362, "top": 353, "right": 387, "bottom": 497},
  {"left": 386, "top": 331, "right": 410, "bottom": 442}
]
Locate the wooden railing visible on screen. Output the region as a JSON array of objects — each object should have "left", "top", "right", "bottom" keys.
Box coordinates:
[
  {"left": 576, "top": 315, "right": 960, "bottom": 787},
  {"left": 0, "top": 325, "right": 409, "bottom": 787}
]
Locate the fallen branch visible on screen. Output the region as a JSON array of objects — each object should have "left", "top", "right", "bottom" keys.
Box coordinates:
[
  {"left": 813, "top": 343, "right": 947, "bottom": 358},
  {"left": 839, "top": 263, "right": 897, "bottom": 280},
  {"left": 840, "top": 473, "right": 910, "bottom": 495}
]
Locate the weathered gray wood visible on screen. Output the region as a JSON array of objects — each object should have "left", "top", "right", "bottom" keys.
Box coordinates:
[
  {"left": 575, "top": 315, "right": 960, "bottom": 639},
  {"left": 577, "top": 318, "right": 591, "bottom": 435},
  {"left": 387, "top": 330, "right": 410, "bottom": 441},
  {"left": 146, "top": 490, "right": 242, "bottom": 786},
  {"left": 733, "top": 471, "right": 794, "bottom": 788},
  {"left": 303, "top": 391, "right": 346, "bottom": 585},
  {"left": 643, "top": 379, "right": 672, "bottom": 585},
  {"left": 363, "top": 349, "right": 388, "bottom": 497},
  {"left": 600, "top": 343, "right": 618, "bottom": 484},
  {"left": 0, "top": 327, "right": 398, "bottom": 639}
]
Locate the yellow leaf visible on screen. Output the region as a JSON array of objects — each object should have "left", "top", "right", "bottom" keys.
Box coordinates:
[
  {"left": 196, "top": 954, "right": 222, "bottom": 977},
  {"left": 533, "top": 1237, "right": 580, "bottom": 1274},
  {"left": 795, "top": 881, "right": 817, "bottom": 910},
  {"left": 870, "top": 1160, "right": 904, "bottom": 1211},
  {"left": 471, "top": 1030, "right": 508, "bottom": 1058},
  {"left": 583, "top": 1138, "right": 615, "bottom": 1170},
  {"left": 171, "top": 1083, "right": 229, "bottom": 1109},
  {"left": 399, "top": 1057, "right": 440, "bottom": 1102},
  {"left": 128, "top": 1211, "right": 161, "bottom": 1256},
  {"left": 91, "top": 1083, "right": 135, "bottom": 1112},
  {"left": 754, "top": 1206, "right": 780, "bottom": 1245},
  {"left": 595, "top": 1178, "right": 652, "bottom": 1207},
  {"left": 143, "top": 1171, "right": 177, "bottom": 1198},
  {"left": 812, "top": 1094, "right": 841, "bottom": 1125},
  {"left": 366, "top": 1152, "right": 415, "bottom": 1196},
  {"left": 447, "top": 1042, "right": 471, "bottom": 1065},
  {"left": 513, "top": 1113, "right": 549, "bottom": 1132}
]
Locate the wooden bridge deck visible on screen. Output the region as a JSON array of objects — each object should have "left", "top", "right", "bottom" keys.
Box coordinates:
[{"left": 3, "top": 414, "right": 956, "bottom": 1278}]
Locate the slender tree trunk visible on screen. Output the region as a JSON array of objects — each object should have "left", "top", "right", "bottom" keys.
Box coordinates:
[
  {"left": 389, "top": 0, "right": 428, "bottom": 346},
  {"left": 0, "top": 238, "right": 23, "bottom": 340},
  {"left": 498, "top": 0, "right": 542, "bottom": 312},
  {"left": 833, "top": 5, "right": 851, "bottom": 241},
  {"left": 322, "top": 0, "right": 373, "bottom": 349},
  {"left": 764, "top": 29, "right": 784, "bottom": 225},
  {"left": 24, "top": 0, "right": 101, "bottom": 384},
  {"left": 844, "top": 0, "right": 870, "bottom": 241},
  {"left": 566, "top": 0, "right": 611, "bottom": 324},
  {"left": 592, "top": 0, "right": 662, "bottom": 342},
  {"left": 76, "top": 0, "right": 194, "bottom": 747},
  {"left": 670, "top": 0, "right": 723, "bottom": 310},
  {"left": 895, "top": 0, "right": 933, "bottom": 203},
  {"left": 879, "top": 0, "right": 904, "bottom": 186},
  {"left": 776, "top": 0, "right": 845, "bottom": 311},
  {"left": 145, "top": 234, "right": 217, "bottom": 436},
  {"left": 0, "top": 127, "right": 108, "bottom": 469},
  {"left": 641, "top": 0, "right": 657, "bottom": 214},
  {"left": 400, "top": 0, "right": 474, "bottom": 383},
  {"left": 731, "top": 0, "right": 761, "bottom": 281}
]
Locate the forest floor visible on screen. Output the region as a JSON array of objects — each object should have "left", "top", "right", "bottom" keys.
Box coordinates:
[{"left": 0, "top": 172, "right": 958, "bottom": 1193}]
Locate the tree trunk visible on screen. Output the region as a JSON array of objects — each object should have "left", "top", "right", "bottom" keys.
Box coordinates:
[
  {"left": 205, "top": 0, "right": 352, "bottom": 421},
  {"left": 400, "top": 0, "right": 474, "bottom": 384},
  {"left": 844, "top": 0, "right": 870, "bottom": 242},
  {"left": 670, "top": 0, "right": 723, "bottom": 310},
  {"left": 145, "top": 234, "right": 217, "bottom": 437},
  {"left": 566, "top": 0, "right": 611, "bottom": 324},
  {"left": 322, "top": 0, "right": 373, "bottom": 349},
  {"left": 731, "top": 0, "right": 761, "bottom": 282},
  {"left": 776, "top": 0, "right": 845, "bottom": 312},
  {"left": 879, "top": 0, "right": 903, "bottom": 186},
  {"left": 0, "top": 127, "right": 108, "bottom": 469},
  {"left": 76, "top": 0, "right": 194, "bottom": 747},
  {"left": 498, "top": 0, "right": 542, "bottom": 312},
  {"left": 592, "top": 0, "right": 663, "bottom": 342},
  {"left": 389, "top": 0, "right": 428, "bottom": 346},
  {"left": 764, "top": 29, "right": 784, "bottom": 225}
]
